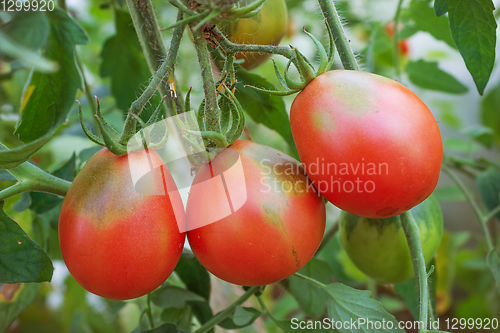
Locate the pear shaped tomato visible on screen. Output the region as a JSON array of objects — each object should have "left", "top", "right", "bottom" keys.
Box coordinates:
[
  {"left": 186, "top": 140, "right": 325, "bottom": 286},
  {"left": 290, "top": 70, "right": 443, "bottom": 218},
  {"left": 59, "top": 148, "right": 185, "bottom": 300}
]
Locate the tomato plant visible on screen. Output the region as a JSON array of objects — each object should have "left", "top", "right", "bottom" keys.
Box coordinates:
[
  {"left": 0, "top": 0, "right": 499, "bottom": 332},
  {"left": 339, "top": 195, "right": 443, "bottom": 284},
  {"left": 59, "top": 148, "right": 185, "bottom": 300},
  {"left": 290, "top": 70, "right": 443, "bottom": 219},
  {"left": 186, "top": 140, "right": 326, "bottom": 286},
  {"left": 218, "top": 0, "right": 287, "bottom": 70}
]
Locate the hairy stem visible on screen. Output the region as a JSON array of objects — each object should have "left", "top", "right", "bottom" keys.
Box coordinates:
[
  {"left": 0, "top": 143, "right": 71, "bottom": 201},
  {"left": 214, "top": 26, "right": 295, "bottom": 59},
  {"left": 401, "top": 211, "right": 428, "bottom": 333},
  {"left": 317, "top": 0, "right": 359, "bottom": 71},
  {"left": 442, "top": 165, "right": 494, "bottom": 251},
  {"left": 125, "top": 0, "right": 184, "bottom": 116},
  {"left": 190, "top": 27, "right": 221, "bottom": 133},
  {"left": 193, "top": 286, "right": 260, "bottom": 333},
  {"left": 393, "top": 0, "right": 404, "bottom": 81},
  {"left": 120, "top": 11, "right": 186, "bottom": 144}
]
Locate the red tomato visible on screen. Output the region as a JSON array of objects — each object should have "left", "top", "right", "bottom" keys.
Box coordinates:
[
  {"left": 186, "top": 140, "right": 326, "bottom": 286},
  {"left": 385, "top": 21, "right": 409, "bottom": 56},
  {"left": 290, "top": 70, "right": 443, "bottom": 218},
  {"left": 59, "top": 148, "right": 185, "bottom": 300}
]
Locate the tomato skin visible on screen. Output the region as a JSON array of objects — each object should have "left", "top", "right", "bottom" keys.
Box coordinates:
[
  {"left": 290, "top": 70, "right": 443, "bottom": 218},
  {"left": 186, "top": 140, "right": 326, "bottom": 286},
  {"left": 59, "top": 148, "right": 185, "bottom": 300},
  {"left": 339, "top": 195, "right": 443, "bottom": 284},
  {"left": 218, "top": 0, "right": 287, "bottom": 70}
]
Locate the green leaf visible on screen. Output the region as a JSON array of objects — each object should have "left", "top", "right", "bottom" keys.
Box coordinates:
[
  {"left": 476, "top": 167, "right": 500, "bottom": 220},
  {"left": 100, "top": 9, "right": 160, "bottom": 121},
  {"left": 0, "top": 128, "right": 58, "bottom": 169},
  {"left": 151, "top": 286, "right": 205, "bottom": 308},
  {"left": 462, "top": 125, "right": 494, "bottom": 148},
  {"left": 481, "top": 80, "right": 500, "bottom": 146},
  {"left": 0, "top": 283, "right": 40, "bottom": 332},
  {"left": 174, "top": 256, "right": 211, "bottom": 300},
  {"left": 78, "top": 146, "right": 102, "bottom": 165},
  {"left": 0, "top": 30, "right": 57, "bottom": 73},
  {"left": 316, "top": 233, "right": 368, "bottom": 285},
  {"left": 487, "top": 250, "right": 500, "bottom": 295},
  {"left": 407, "top": 0, "right": 456, "bottom": 48},
  {"left": 14, "top": 8, "right": 88, "bottom": 143},
  {"left": 131, "top": 322, "right": 184, "bottom": 333},
  {"left": 432, "top": 185, "right": 466, "bottom": 202},
  {"left": 325, "top": 283, "right": 404, "bottom": 333},
  {"left": 218, "top": 306, "right": 262, "bottom": 329},
  {"left": 446, "top": 0, "right": 497, "bottom": 94},
  {"left": 235, "top": 69, "right": 297, "bottom": 157},
  {"left": 434, "top": 0, "right": 449, "bottom": 16},
  {"left": 0, "top": 202, "right": 53, "bottom": 283},
  {"left": 13, "top": 192, "right": 32, "bottom": 212},
  {"left": 288, "top": 258, "right": 335, "bottom": 318},
  {"left": 188, "top": 301, "right": 214, "bottom": 333},
  {"left": 0, "top": 169, "right": 16, "bottom": 181},
  {"left": 30, "top": 153, "right": 76, "bottom": 214},
  {"left": 405, "top": 60, "right": 467, "bottom": 94},
  {"left": 2, "top": 10, "right": 50, "bottom": 50}
]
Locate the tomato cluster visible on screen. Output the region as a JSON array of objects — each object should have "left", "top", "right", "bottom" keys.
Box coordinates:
[{"left": 60, "top": 7, "right": 444, "bottom": 299}]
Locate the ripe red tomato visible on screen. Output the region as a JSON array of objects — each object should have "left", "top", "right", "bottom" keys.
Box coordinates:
[
  {"left": 218, "top": 0, "right": 288, "bottom": 70},
  {"left": 290, "top": 70, "right": 443, "bottom": 218},
  {"left": 186, "top": 140, "right": 326, "bottom": 286},
  {"left": 59, "top": 148, "right": 185, "bottom": 300},
  {"left": 339, "top": 195, "right": 443, "bottom": 284}
]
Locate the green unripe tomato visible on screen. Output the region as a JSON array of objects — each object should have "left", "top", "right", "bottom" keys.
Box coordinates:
[
  {"left": 339, "top": 195, "right": 443, "bottom": 284},
  {"left": 218, "top": 0, "right": 287, "bottom": 70}
]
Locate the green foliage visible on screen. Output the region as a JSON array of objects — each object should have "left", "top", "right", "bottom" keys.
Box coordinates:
[
  {"left": 405, "top": 60, "right": 467, "bottom": 94},
  {"left": 445, "top": 0, "right": 497, "bottom": 94},
  {"left": 0, "top": 283, "right": 40, "bottom": 332},
  {"left": 325, "top": 284, "right": 404, "bottom": 333},
  {"left": 0, "top": 0, "right": 499, "bottom": 331},
  {"left": 14, "top": 8, "right": 88, "bottom": 143},
  {"left": 100, "top": 9, "right": 161, "bottom": 121},
  {"left": 0, "top": 203, "right": 53, "bottom": 283}
]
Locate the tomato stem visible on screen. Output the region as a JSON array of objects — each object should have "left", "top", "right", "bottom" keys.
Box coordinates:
[
  {"left": 442, "top": 165, "right": 495, "bottom": 251},
  {"left": 317, "top": 0, "right": 359, "bottom": 71},
  {"left": 0, "top": 143, "right": 72, "bottom": 201},
  {"left": 120, "top": 8, "right": 186, "bottom": 145},
  {"left": 125, "top": 0, "right": 185, "bottom": 116},
  {"left": 400, "top": 211, "right": 428, "bottom": 333},
  {"left": 393, "top": 0, "right": 404, "bottom": 81},
  {"left": 193, "top": 286, "right": 261, "bottom": 333},
  {"left": 213, "top": 26, "right": 297, "bottom": 61},
  {"left": 190, "top": 27, "right": 223, "bottom": 135}
]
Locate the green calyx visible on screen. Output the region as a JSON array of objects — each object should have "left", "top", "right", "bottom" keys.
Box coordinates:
[
  {"left": 79, "top": 96, "right": 168, "bottom": 156},
  {"left": 176, "top": 82, "right": 245, "bottom": 167},
  {"left": 245, "top": 19, "right": 336, "bottom": 96}
]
